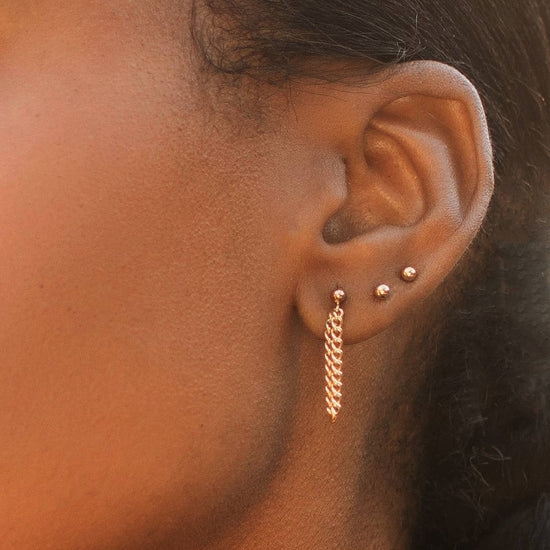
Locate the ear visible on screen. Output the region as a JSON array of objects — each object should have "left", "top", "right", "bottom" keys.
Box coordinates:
[{"left": 293, "top": 60, "right": 494, "bottom": 344}]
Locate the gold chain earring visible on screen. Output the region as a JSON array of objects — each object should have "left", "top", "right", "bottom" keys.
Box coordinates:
[{"left": 324, "top": 288, "right": 346, "bottom": 422}]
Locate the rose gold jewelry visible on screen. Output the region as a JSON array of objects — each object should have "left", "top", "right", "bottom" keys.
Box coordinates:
[
  {"left": 324, "top": 288, "right": 346, "bottom": 422},
  {"left": 374, "top": 283, "right": 391, "bottom": 300},
  {"left": 400, "top": 266, "right": 418, "bottom": 282}
]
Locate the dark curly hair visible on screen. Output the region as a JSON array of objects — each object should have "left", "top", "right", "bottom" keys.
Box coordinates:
[{"left": 193, "top": 1, "right": 550, "bottom": 547}]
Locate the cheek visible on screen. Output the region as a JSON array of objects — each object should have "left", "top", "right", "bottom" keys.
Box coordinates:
[{"left": 0, "top": 57, "right": 300, "bottom": 544}]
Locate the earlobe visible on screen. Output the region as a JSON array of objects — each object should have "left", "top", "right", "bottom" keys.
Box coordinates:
[{"left": 293, "top": 61, "right": 494, "bottom": 343}]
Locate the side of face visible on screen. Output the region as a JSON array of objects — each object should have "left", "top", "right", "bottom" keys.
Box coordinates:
[
  {"left": 1, "top": 1, "right": 495, "bottom": 548},
  {"left": 0, "top": 1, "right": 321, "bottom": 547}
]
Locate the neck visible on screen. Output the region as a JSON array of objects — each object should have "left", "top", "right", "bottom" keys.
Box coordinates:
[{"left": 208, "top": 322, "right": 424, "bottom": 550}]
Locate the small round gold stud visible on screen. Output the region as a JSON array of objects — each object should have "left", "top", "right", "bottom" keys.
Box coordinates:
[
  {"left": 374, "top": 284, "right": 391, "bottom": 300},
  {"left": 332, "top": 288, "right": 346, "bottom": 303},
  {"left": 400, "top": 266, "right": 418, "bottom": 282}
]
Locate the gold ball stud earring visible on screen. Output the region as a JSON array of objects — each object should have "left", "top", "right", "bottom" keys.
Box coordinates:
[
  {"left": 324, "top": 288, "right": 346, "bottom": 422},
  {"left": 400, "top": 266, "right": 418, "bottom": 282},
  {"left": 374, "top": 283, "right": 391, "bottom": 300}
]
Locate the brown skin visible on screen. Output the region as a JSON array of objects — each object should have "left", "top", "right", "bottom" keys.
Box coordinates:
[{"left": 0, "top": 2, "right": 493, "bottom": 549}]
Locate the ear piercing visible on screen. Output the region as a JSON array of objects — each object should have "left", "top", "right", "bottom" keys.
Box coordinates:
[
  {"left": 400, "top": 266, "right": 417, "bottom": 282},
  {"left": 374, "top": 283, "right": 391, "bottom": 300},
  {"left": 373, "top": 266, "right": 418, "bottom": 300},
  {"left": 324, "top": 266, "right": 418, "bottom": 422},
  {"left": 324, "top": 288, "right": 346, "bottom": 422}
]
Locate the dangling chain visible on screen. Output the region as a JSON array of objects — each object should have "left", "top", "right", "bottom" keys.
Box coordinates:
[{"left": 324, "top": 297, "right": 344, "bottom": 422}]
